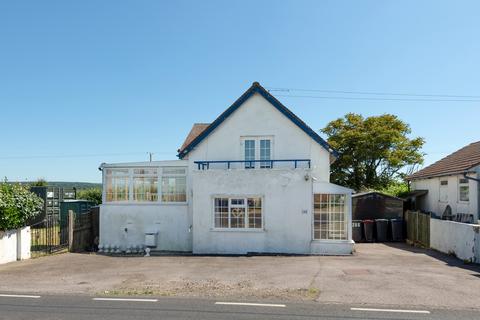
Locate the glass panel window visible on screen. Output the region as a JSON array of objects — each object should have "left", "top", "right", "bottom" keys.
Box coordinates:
[
  {"left": 213, "top": 197, "right": 262, "bottom": 229},
  {"left": 260, "top": 139, "right": 271, "bottom": 168},
  {"left": 248, "top": 198, "right": 262, "bottom": 228},
  {"left": 161, "top": 176, "right": 186, "bottom": 202},
  {"left": 313, "top": 194, "right": 347, "bottom": 240},
  {"left": 133, "top": 176, "right": 158, "bottom": 202},
  {"left": 244, "top": 140, "right": 255, "bottom": 169},
  {"left": 214, "top": 198, "right": 229, "bottom": 228},
  {"left": 105, "top": 169, "right": 130, "bottom": 202},
  {"left": 459, "top": 179, "right": 469, "bottom": 202}
]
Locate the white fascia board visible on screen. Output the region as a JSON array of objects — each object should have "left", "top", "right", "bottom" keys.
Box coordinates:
[{"left": 100, "top": 160, "right": 188, "bottom": 169}]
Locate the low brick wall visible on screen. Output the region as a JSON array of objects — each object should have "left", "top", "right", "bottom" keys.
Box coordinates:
[
  {"left": 430, "top": 219, "right": 480, "bottom": 263},
  {"left": 0, "top": 227, "right": 31, "bottom": 265}
]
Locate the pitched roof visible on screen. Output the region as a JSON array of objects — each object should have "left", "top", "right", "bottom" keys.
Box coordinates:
[
  {"left": 352, "top": 191, "right": 405, "bottom": 202},
  {"left": 407, "top": 141, "right": 480, "bottom": 180},
  {"left": 179, "top": 123, "right": 210, "bottom": 153},
  {"left": 177, "top": 82, "right": 337, "bottom": 159}
]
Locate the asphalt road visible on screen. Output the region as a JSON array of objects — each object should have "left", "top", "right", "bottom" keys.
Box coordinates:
[{"left": 0, "top": 294, "right": 479, "bottom": 320}]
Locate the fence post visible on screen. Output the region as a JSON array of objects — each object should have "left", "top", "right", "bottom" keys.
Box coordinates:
[{"left": 68, "top": 210, "right": 74, "bottom": 252}]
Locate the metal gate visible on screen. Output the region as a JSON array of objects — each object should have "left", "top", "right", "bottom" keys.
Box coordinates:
[{"left": 30, "top": 213, "right": 69, "bottom": 256}]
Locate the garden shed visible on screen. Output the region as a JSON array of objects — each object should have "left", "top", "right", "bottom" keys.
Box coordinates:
[{"left": 352, "top": 191, "right": 404, "bottom": 220}]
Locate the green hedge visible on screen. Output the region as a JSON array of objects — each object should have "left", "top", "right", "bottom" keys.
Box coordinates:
[{"left": 0, "top": 183, "right": 43, "bottom": 231}]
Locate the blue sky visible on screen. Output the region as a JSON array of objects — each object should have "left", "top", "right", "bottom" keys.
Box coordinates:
[{"left": 1, "top": 0, "right": 479, "bottom": 183}]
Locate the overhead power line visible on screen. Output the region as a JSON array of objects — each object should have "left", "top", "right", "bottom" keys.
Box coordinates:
[
  {"left": 267, "top": 87, "right": 480, "bottom": 99},
  {"left": 0, "top": 151, "right": 173, "bottom": 160},
  {"left": 273, "top": 94, "right": 480, "bottom": 102}
]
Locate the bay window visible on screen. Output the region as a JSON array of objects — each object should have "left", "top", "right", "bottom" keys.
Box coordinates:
[
  {"left": 313, "top": 194, "right": 347, "bottom": 240},
  {"left": 214, "top": 197, "right": 263, "bottom": 229}
]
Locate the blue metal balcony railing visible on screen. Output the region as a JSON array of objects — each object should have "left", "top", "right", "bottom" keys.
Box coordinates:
[{"left": 194, "top": 159, "right": 311, "bottom": 170}]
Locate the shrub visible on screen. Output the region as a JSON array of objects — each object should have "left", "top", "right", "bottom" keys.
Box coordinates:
[
  {"left": 0, "top": 182, "right": 44, "bottom": 231},
  {"left": 77, "top": 188, "right": 102, "bottom": 205}
]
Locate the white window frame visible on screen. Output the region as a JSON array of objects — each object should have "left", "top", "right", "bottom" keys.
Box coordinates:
[
  {"left": 439, "top": 179, "right": 448, "bottom": 203},
  {"left": 240, "top": 136, "right": 274, "bottom": 169},
  {"left": 160, "top": 167, "right": 187, "bottom": 204},
  {"left": 103, "top": 166, "right": 187, "bottom": 204},
  {"left": 313, "top": 194, "right": 348, "bottom": 241},
  {"left": 212, "top": 196, "right": 264, "bottom": 231},
  {"left": 458, "top": 177, "right": 469, "bottom": 202}
]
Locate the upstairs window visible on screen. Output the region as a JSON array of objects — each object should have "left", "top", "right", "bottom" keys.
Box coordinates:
[
  {"left": 459, "top": 178, "right": 469, "bottom": 202},
  {"left": 241, "top": 136, "right": 273, "bottom": 169}
]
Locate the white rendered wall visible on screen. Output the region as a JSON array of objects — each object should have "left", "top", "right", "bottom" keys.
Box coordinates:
[
  {"left": 99, "top": 204, "right": 191, "bottom": 252},
  {"left": 186, "top": 93, "right": 331, "bottom": 181},
  {"left": 411, "top": 173, "right": 478, "bottom": 220},
  {"left": 191, "top": 169, "right": 352, "bottom": 254},
  {"left": 430, "top": 219, "right": 480, "bottom": 263},
  {"left": 0, "top": 227, "right": 31, "bottom": 265}
]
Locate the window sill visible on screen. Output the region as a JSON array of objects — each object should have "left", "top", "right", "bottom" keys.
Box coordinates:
[
  {"left": 210, "top": 228, "right": 266, "bottom": 233},
  {"left": 311, "top": 239, "right": 353, "bottom": 244}
]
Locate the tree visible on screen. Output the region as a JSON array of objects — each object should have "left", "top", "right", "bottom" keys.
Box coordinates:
[
  {"left": 77, "top": 188, "right": 102, "bottom": 205},
  {"left": 31, "top": 178, "right": 48, "bottom": 187},
  {"left": 322, "top": 113, "right": 424, "bottom": 191},
  {"left": 0, "top": 182, "right": 43, "bottom": 230}
]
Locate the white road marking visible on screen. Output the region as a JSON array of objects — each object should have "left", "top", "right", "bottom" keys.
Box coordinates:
[
  {"left": 215, "top": 302, "right": 286, "bottom": 308},
  {"left": 351, "top": 307, "right": 430, "bottom": 314},
  {"left": 93, "top": 298, "right": 158, "bottom": 302},
  {"left": 0, "top": 294, "right": 41, "bottom": 299}
]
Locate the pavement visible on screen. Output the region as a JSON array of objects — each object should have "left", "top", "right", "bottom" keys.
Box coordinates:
[
  {"left": 0, "top": 243, "right": 479, "bottom": 311},
  {"left": 0, "top": 294, "right": 479, "bottom": 320}
]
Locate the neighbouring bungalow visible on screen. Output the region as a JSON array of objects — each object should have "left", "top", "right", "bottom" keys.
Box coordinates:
[
  {"left": 406, "top": 141, "right": 480, "bottom": 223},
  {"left": 98, "top": 82, "right": 354, "bottom": 255}
]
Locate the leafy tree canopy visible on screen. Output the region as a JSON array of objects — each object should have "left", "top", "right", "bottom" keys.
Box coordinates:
[
  {"left": 77, "top": 188, "right": 102, "bottom": 206},
  {"left": 0, "top": 182, "right": 43, "bottom": 231},
  {"left": 322, "top": 113, "right": 424, "bottom": 191}
]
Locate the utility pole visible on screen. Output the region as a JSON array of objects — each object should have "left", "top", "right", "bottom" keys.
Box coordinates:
[{"left": 148, "top": 152, "right": 154, "bottom": 162}]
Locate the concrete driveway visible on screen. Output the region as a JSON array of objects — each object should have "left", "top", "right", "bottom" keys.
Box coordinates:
[{"left": 0, "top": 243, "right": 479, "bottom": 310}]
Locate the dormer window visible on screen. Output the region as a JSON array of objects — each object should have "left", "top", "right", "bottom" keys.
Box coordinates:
[{"left": 241, "top": 136, "right": 273, "bottom": 169}]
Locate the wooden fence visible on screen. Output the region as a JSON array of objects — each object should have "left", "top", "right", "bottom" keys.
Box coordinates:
[
  {"left": 406, "top": 210, "right": 430, "bottom": 248},
  {"left": 68, "top": 207, "right": 99, "bottom": 252}
]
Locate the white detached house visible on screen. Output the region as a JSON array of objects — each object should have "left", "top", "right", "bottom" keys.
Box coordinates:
[{"left": 99, "top": 82, "right": 354, "bottom": 255}]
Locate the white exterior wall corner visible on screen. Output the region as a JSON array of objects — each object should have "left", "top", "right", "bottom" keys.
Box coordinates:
[{"left": 430, "top": 219, "right": 480, "bottom": 263}]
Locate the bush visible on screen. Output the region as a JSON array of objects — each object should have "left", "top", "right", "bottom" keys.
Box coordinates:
[
  {"left": 77, "top": 188, "right": 102, "bottom": 205},
  {"left": 0, "top": 183, "right": 44, "bottom": 231}
]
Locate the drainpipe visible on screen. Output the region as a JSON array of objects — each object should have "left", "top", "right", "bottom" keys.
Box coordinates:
[{"left": 463, "top": 170, "right": 480, "bottom": 223}]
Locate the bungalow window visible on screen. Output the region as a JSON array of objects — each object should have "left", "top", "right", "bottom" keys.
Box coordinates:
[
  {"left": 439, "top": 180, "right": 448, "bottom": 202},
  {"left": 133, "top": 168, "right": 158, "bottom": 202},
  {"left": 161, "top": 168, "right": 187, "bottom": 202},
  {"left": 214, "top": 197, "right": 263, "bottom": 229},
  {"left": 459, "top": 178, "right": 469, "bottom": 202},
  {"left": 313, "top": 194, "right": 347, "bottom": 240},
  {"left": 105, "top": 169, "right": 129, "bottom": 202}
]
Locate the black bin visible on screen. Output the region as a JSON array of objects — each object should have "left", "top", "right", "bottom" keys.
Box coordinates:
[
  {"left": 352, "top": 220, "right": 363, "bottom": 242},
  {"left": 390, "top": 219, "right": 404, "bottom": 241},
  {"left": 363, "top": 220, "right": 374, "bottom": 242},
  {"left": 375, "top": 219, "right": 388, "bottom": 242}
]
